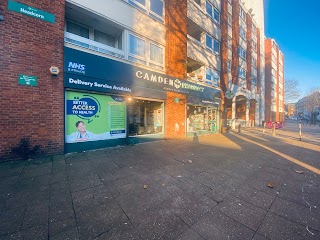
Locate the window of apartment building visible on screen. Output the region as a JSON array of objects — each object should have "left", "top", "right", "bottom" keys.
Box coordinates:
[
  {"left": 128, "top": 33, "right": 164, "bottom": 69},
  {"left": 238, "top": 46, "right": 246, "bottom": 59},
  {"left": 150, "top": 43, "right": 164, "bottom": 68},
  {"left": 272, "top": 53, "right": 277, "bottom": 64},
  {"left": 66, "top": 21, "right": 89, "bottom": 39},
  {"left": 252, "top": 23, "right": 257, "bottom": 35},
  {"left": 129, "top": 34, "right": 146, "bottom": 64},
  {"left": 252, "top": 57, "right": 257, "bottom": 68},
  {"left": 239, "top": 7, "right": 246, "bottom": 22},
  {"left": 206, "top": 34, "right": 220, "bottom": 55},
  {"left": 272, "top": 41, "right": 277, "bottom": 49},
  {"left": 239, "top": 26, "right": 246, "bottom": 39},
  {"left": 206, "top": 1, "right": 220, "bottom": 24},
  {"left": 251, "top": 66, "right": 257, "bottom": 77},
  {"left": 251, "top": 73, "right": 257, "bottom": 85},
  {"left": 206, "top": 68, "right": 220, "bottom": 86},
  {"left": 238, "top": 67, "right": 246, "bottom": 78},
  {"left": 128, "top": 0, "right": 164, "bottom": 21},
  {"left": 66, "top": 20, "right": 125, "bottom": 52},
  {"left": 228, "top": 37, "right": 232, "bottom": 49},
  {"left": 227, "top": 60, "right": 231, "bottom": 72},
  {"left": 94, "top": 30, "right": 116, "bottom": 48},
  {"left": 252, "top": 41, "right": 257, "bottom": 52},
  {"left": 228, "top": 13, "right": 232, "bottom": 26}
]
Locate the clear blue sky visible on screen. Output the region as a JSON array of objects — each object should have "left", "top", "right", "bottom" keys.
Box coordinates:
[{"left": 264, "top": 0, "right": 320, "bottom": 97}]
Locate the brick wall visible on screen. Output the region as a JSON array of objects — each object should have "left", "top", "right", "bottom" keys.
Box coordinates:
[
  {"left": 264, "top": 39, "right": 273, "bottom": 121},
  {"left": 165, "top": 92, "right": 186, "bottom": 139},
  {"left": 164, "top": 0, "right": 187, "bottom": 138},
  {"left": 0, "top": 0, "right": 65, "bottom": 160}
]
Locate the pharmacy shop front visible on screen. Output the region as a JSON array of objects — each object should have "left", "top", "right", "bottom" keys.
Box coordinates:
[{"left": 64, "top": 47, "right": 220, "bottom": 153}]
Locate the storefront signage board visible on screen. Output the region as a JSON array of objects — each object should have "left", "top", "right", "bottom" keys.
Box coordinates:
[
  {"left": 8, "top": 0, "right": 55, "bottom": 23},
  {"left": 64, "top": 47, "right": 221, "bottom": 103}
]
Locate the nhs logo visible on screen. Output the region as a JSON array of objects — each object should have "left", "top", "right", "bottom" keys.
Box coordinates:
[{"left": 67, "top": 62, "right": 86, "bottom": 74}]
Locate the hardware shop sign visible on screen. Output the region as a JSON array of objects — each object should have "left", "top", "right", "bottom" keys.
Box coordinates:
[{"left": 8, "top": 0, "right": 55, "bottom": 23}]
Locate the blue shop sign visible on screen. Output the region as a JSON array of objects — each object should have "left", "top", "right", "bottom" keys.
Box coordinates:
[{"left": 64, "top": 47, "right": 220, "bottom": 102}]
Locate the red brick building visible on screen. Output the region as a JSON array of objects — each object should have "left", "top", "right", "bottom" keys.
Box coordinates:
[
  {"left": 1, "top": 0, "right": 223, "bottom": 159},
  {"left": 265, "top": 38, "right": 285, "bottom": 123}
]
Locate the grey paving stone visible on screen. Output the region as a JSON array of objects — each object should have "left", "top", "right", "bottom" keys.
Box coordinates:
[
  {"left": 175, "top": 228, "right": 205, "bottom": 240},
  {"left": 72, "top": 184, "right": 113, "bottom": 212},
  {"left": 4, "top": 187, "right": 50, "bottom": 210},
  {"left": 76, "top": 199, "right": 128, "bottom": 239},
  {"left": 159, "top": 164, "right": 194, "bottom": 179},
  {"left": 231, "top": 185, "right": 276, "bottom": 210},
  {"left": 95, "top": 222, "right": 142, "bottom": 240},
  {"left": 215, "top": 195, "right": 267, "bottom": 231},
  {"left": 206, "top": 185, "right": 235, "bottom": 203},
  {"left": 270, "top": 197, "right": 320, "bottom": 231},
  {"left": 190, "top": 170, "right": 227, "bottom": 189},
  {"left": 0, "top": 206, "right": 26, "bottom": 235},
  {"left": 175, "top": 178, "right": 211, "bottom": 199},
  {"left": 49, "top": 217, "right": 77, "bottom": 237},
  {"left": 252, "top": 233, "right": 270, "bottom": 240},
  {"left": 22, "top": 204, "right": 49, "bottom": 229},
  {"left": 258, "top": 212, "right": 320, "bottom": 240},
  {"left": 22, "top": 225, "right": 48, "bottom": 240},
  {"left": 192, "top": 208, "right": 255, "bottom": 240},
  {"left": 69, "top": 174, "right": 103, "bottom": 193},
  {"left": 134, "top": 202, "right": 189, "bottom": 240}
]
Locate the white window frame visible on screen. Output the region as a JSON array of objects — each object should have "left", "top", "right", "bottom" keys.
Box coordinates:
[
  {"left": 239, "top": 26, "right": 246, "bottom": 40},
  {"left": 239, "top": 7, "right": 246, "bottom": 22},
  {"left": 206, "top": 1, "right": 220, "bottom": 25},
  {"left": 128, "top": 32, "right": 164, "bottom": 70},
  {"left": 127, "top": 0, "right": 164, "bottom": 22},
  {"left": 206, "top": 34, "right": 220, "bottom": 55},
  {"left": 238, "top": 46, "right": 246, "bottom": 59},
  {"left": 238, "top": 67, "right": 246, "bottom": 79},
  {"left": 206, "top": 68, "right": 220, "bottom": 86}
]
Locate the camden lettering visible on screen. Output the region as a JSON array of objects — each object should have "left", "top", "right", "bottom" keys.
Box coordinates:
[{"left": 136, "top": 70, "right": 204, "bottom": 93}]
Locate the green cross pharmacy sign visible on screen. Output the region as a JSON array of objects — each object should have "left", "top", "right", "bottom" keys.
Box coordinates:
[{"left": 8, "top": 0, "right": 55, "bottom": 24}]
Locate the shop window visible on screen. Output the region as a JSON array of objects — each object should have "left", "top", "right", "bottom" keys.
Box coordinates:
[
  {"left": 187, "top": 105, "right": 218, "bottom": 132},
  {"left": 127, "top": 99, "right": 164, "bottom": 136}
]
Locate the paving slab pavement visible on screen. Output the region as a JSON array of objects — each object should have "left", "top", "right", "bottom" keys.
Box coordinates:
[{"left": 0, "top": 124, "right": 320, "bottom": 240}]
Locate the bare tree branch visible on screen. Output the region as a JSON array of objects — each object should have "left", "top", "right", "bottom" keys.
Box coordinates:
[{"left": 284, "top": 78, "right": 301, "bottom": 103}]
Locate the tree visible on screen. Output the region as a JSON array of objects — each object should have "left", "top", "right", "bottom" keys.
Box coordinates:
[
  {"left": 284, "top": 78, "right": 301, "bottom": 103},
  {"left": 304, "top": 87, "right": 320, "bottom": 124}
]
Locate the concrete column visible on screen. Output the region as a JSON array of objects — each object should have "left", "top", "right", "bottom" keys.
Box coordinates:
[{"left": 232, "top": 97, "right": 236, "bottom": 129}]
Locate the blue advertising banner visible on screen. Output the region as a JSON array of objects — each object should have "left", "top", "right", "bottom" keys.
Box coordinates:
[{"left": 64, "top": 47, "right": 221, "bottom": 103}]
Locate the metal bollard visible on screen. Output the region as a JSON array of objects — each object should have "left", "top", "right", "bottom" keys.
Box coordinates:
[{"left": 238, "top": 124, "right": 241, "bottom": 133}]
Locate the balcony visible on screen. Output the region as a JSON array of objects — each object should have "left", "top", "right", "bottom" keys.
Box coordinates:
[
  {"left": 64, "top": 32, "right": 125, "bottom": 59},
  {"left": 187, "top": 0, "right": 221, "bottom": 39},
  {"left": 187, "top": 34, "right": 221, "bottom": 71}
]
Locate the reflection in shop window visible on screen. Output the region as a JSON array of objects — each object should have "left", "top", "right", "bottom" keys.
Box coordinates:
[{"left": 127, "top": 99, "right": 164, "bottom": 136}]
